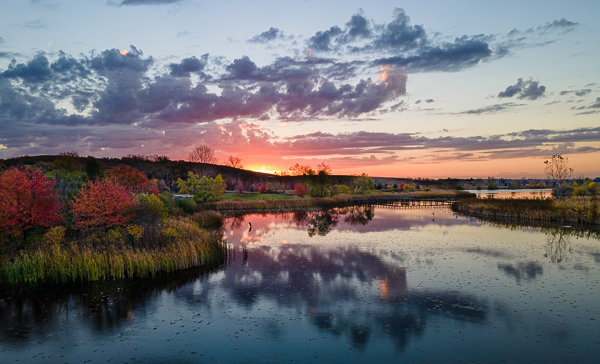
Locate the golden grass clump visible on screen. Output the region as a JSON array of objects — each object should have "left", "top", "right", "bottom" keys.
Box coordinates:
[
  {"left": 1, "top": 217, "right": 226, "bottom": 284},
  {"left": 452, "top": 197, "right": 600, "bottom": 226}
]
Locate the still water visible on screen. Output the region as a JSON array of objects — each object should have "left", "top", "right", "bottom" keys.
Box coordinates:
[{"left": 1, "top": 206, "right": 599, "bottom": 363}]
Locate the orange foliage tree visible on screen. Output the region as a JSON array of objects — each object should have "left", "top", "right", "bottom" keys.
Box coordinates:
[
  {"left": 109, "top": 165, "right": 158, "bottom": 195},
  {"left": 71, "top": 179, "right": 137, "bottom": 231},
  {"left": 294, "top": 184, "right": 308, "bottom": 198},
  {"left": 0, "top": 167, "right": 63, "bottom": 237}
]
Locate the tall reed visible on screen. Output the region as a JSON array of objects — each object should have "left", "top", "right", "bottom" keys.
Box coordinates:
[
  {"left": 452, "top": 197, "right": 600, "bottom": 226},
  {"left": 1, "top": 217, "right": 227, "bottom": 284}
]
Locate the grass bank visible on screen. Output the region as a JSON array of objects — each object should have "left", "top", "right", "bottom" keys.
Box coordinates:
[
  {"left": 205, "top": 191, "right": 473, "bottom": 213},
  {"left": 0, "top": 216, "right": 228, "bottom": 284},
  {"left": 222, "top": 193, "right": 296, "bottom": 201},
  {"left": 452, "top": 197, "right": 600, "bottom": 226}
]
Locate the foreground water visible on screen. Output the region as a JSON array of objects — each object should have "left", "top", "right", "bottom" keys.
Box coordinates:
[{"left": 1, "top": 206, "right": 599, "bottom": 363}]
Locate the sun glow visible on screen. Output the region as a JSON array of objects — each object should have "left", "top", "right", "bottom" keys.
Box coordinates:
[{"left": 248, "top": 166, "right": 278, "bottom": 174}]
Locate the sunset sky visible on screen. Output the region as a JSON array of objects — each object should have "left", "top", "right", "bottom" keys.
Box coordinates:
[{"left": 1, "top": 0, "right": 599, "bottom": 178}]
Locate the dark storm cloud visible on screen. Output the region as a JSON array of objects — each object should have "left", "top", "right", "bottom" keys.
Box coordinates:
[
  {"left": 119, "top": 0, "right": 181, "bottom": 5},
  {"left": 248, "top": 27, "right": 285, "bottom": 44},
  {"left": 498, "top": 78, "right": 546, "bottom": 100}
]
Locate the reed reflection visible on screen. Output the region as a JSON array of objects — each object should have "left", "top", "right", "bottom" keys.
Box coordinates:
[{"left": 0, "top": 265, "right": 222, "bottom": 344}]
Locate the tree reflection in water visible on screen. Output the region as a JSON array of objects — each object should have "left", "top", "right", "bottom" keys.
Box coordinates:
[
  {"left": 291, "top": 205, "right": 375, "bottom": 236},
  {"left": 544, "top": 230, "right": 573, "bottom": 263}
]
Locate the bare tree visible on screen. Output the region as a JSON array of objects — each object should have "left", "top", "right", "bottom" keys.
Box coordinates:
[
  {"left": 317, "top": 162, "right": 332, "bottom": 175},
  {"left": 225, "top": 155, "right": 243, "bottom": 169},
  {"left": 189, "top": 145, "right": 218, "bottom": 164},
  {"left": 544, "top": 154, "right": 573, "bottom": 183},
  {"left": 288, "top": 163, "right": 315, "bottom": 176}
]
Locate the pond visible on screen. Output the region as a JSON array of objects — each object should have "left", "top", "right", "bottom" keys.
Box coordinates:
[
  {"left": 466, "top": 188, "right": 553, "bottom": 199},
  {"left": 1, "top": 205, "right": 599, "bottom": 363}
]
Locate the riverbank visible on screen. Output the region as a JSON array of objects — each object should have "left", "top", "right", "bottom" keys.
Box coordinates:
[
  {"left": 0, "top": 216, "right": 228, "bottom": 284},
  {"left": 0, "top": 191, "right": 472, "bottom": 284},
  {"left": 202, "top": 191, "right": 474, "bottom": 213},
  {"left": 451, "top": 196, "right": 600, "bottom": 226}
]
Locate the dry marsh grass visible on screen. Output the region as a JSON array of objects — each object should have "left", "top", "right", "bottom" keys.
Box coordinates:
[
  {"left": 1, "top": 217, "right": 227, "bottom": 284},
  {"left": 452, "top": 197, "right": 600, "bottom": 226}
]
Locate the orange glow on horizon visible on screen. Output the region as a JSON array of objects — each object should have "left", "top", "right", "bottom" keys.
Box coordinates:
[
  {"left": 248, "top": 166, "right": 278, "bottom": 174},
  {"left": 120, "top": 50, "right": 128, "bottom": 55}
]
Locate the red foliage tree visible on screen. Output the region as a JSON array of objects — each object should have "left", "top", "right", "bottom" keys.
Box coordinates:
[
  {"left": 108, "top": 165, "right": 157, "bottom": 195},
  {"left": 71, "top": 179, "right": 137, "bottom": 231},
  {"left": 0, "top": 167, "right": 62, "bottom": 237},
  {"left": 258, "top": 185, "right": 267, "bottom": 193},
  {"left": 294, "top": 184, "right": 308, "bottom": 198}
]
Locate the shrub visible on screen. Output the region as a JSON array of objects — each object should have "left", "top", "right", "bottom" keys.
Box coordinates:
[
  {"left": 71, "top": 179, "right": 137, "bottom": 232},
  {"left": 0, "top": 167, "right": 63, "bottom": 238}
]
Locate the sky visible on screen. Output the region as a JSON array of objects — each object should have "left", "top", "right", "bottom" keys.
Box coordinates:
[{"left": 0, "top": 0, "right": 599, "bottom": 178}]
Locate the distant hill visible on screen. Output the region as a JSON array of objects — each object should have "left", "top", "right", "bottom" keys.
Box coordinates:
[{"left": 0, "top": 154, "right": 465, "bottom": 191}]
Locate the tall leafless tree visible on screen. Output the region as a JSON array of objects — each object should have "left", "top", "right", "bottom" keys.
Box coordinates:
[
  {"left": 189, "top": 145, "right": 218, "bottom": 164},
  {"left": 189, "top": 145, "right": 218, "bottom": 177},
  {"left": 544, "top": 154, "right": 573, "bottom": 183},
  {"left": 225, "top": 155, "right": 243, "bottom": 169}
]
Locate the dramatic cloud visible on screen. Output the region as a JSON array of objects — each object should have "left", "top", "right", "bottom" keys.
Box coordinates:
[
  {"left": 248, "top": 27, "right": 285, "bottom": 44},
  {"left": 498, "top": 78, "right": 546, "bottom": 100},
  {"left": 0, "top": 46, "right": 407, "bottom": 157},
  {"left": 373, "top": 36, "right": 492, "bottom": 72}
]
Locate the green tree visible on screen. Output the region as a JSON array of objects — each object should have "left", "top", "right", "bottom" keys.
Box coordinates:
[
  {"left": 486, "top": 177, "right": 498, "bottom": 190},
  {"left": 306, "top": 170, "right": 332, "bottom": 197},
  {"left": 176, "top": 171, "right": 201, "bottom": 194},
  {"left": 355, "top": 173, "right": 375, "bottom": 195},
  {"left": 213, "top": 175, "right": 226, "bottom": 200},
  {"left": 85, "top": 156, "right": 103, "bottom": 181}
]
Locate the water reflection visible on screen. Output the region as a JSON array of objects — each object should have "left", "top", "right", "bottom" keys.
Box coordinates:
[
  {"left": 544, "top": 231, "right": 573, "bottom": 263},
  {"left": 1, "top": 207, "right": 599, "bottom": 363},
  {"left": 0, "top": 265, "right": 222, "bottom": 344}
]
